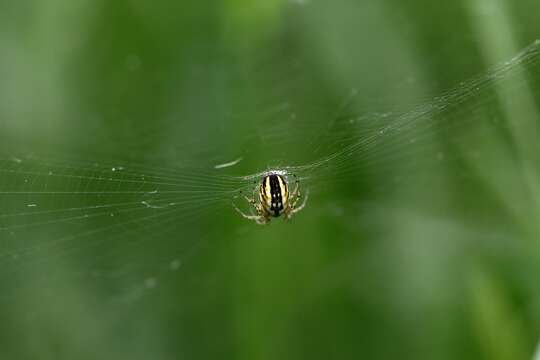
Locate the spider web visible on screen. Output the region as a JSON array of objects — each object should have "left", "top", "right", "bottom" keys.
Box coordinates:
[
  {"left": 1, "top": 36, "right": 539, "bottom": 304},
  {"left": 1, "top": 1, "right": 540, "bottom": 358}
]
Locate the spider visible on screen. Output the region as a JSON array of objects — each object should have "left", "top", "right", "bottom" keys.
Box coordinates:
[{"left": 232, "top": 171, "right": 308, "bottom": 225}]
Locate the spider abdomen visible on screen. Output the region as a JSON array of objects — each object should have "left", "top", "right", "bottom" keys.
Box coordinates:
[
  {"left": 232, "top": 170, "right": 306, "bottom": 224},
  {"left": 260, "top": 174, "right": 289, "bottom": 217}
]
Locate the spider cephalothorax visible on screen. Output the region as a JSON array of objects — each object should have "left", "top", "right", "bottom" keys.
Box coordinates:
[{"left": 233, "top": 172, "right": 308, "bottom": 225}]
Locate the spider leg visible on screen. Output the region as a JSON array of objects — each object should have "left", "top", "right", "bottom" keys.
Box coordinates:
[
  {"left": 243, "top": 195, "right": 256, "bottom": 205},
  {"left": 290, "top": 174, "right": 300, "bottom": 198},
  {"left": 234, "top": 204, "right": 269, "bottom": 225},
  {"left": 255, "top": 216, "right": 269, "bottom": 225},
  {"left": 290, "top": 189, "right": 309, "bottom": 215},
  {"left": 232, "top": 190, "right": 261, "bottom": 220},
  {"left": 233, "top": 188, "right": 270, "bottom": 225},
  {"left": 289, "top": 183, "right": 303, "bottom": 209},
  {"left": 240, "top": 183, "right": 261, "bottom": 205},
  {"left": 232, "top": 200, "right": 261, "bottom": 220},
  {"left": 287, "top": 174, "right": 301, "bottom": 207},
  {"left": 290, "top": 191, "right": 301, "bottom": 209},
  {"left": 238, "top": 189, "right": 256, "bottom": 205}
]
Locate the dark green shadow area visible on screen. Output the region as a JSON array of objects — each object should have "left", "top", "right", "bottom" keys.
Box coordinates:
[{"left": 1, "top": 0, "right": 540, "bottom": 359}]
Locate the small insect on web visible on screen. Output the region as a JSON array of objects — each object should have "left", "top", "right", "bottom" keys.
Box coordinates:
[{"left": 232, "top": 170, "right": 308, "bottom": 225}]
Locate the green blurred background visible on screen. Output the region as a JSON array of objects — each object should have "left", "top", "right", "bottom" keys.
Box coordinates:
[{"left": 1, "top": 0, "right": 540, "bottom": 359}]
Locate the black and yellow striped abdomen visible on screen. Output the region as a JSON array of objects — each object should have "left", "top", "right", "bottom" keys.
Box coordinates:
[{"left": 259, "top": 174, "right": 289, "bottom": 217}]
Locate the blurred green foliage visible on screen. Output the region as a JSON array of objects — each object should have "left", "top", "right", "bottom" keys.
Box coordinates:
[{"left": 1, "top": 0, "right": 540, "bottom": 359}]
